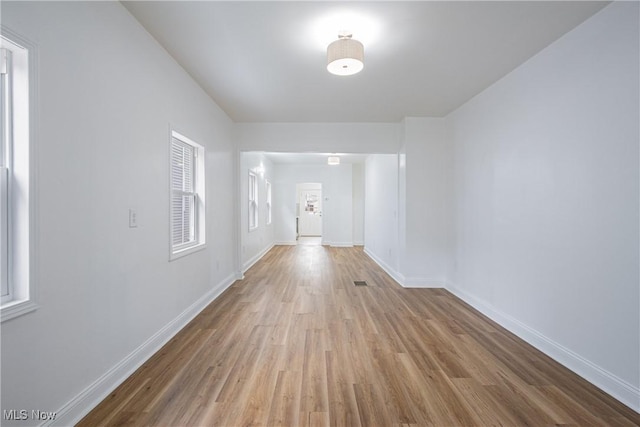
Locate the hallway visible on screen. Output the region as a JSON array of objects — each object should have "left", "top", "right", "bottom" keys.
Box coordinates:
[
  {"left": 297, "top": 236, "right": 323, "bottom": 246},
  {"left": 80, "top": 246, "right": 639, "bottom": 426}
]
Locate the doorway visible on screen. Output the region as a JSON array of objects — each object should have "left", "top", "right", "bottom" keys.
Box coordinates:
[{"left": 296, "top": 183, "right": 322, "bottom": 245}]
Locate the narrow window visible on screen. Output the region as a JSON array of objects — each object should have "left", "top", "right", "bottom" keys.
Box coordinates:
[
  {"left": 266, "top": 180, "right": 272, "bottom": 225},
  {"left": 248, "top": 171, "right": 258, "bottom": 230},
  {"left": 1, "top": 31, "right": 36, "bottom": 322},
  {"left": 0, "top": 46, "right": 11, "bottom": 304},
  {"left": 170, "top": 131, "right": 205, "bottom": 259}
]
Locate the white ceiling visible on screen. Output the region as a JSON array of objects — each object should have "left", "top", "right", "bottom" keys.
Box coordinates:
[{"left": 123, "top": 1, "right": 608, "bottom": 123}]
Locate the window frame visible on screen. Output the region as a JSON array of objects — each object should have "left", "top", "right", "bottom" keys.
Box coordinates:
[
  {"left": 1, "top": 29, "right": 37, "bottom": 323},
  {"left": 169, "top": 129, "right": 206, "bottom": 260},
  {"left": 1, "top": 46, "right": 12, "bottom": 304},
  {"left": 248, "top": 170, "right": 258, "bottom": 231},
  {"left": 265, "top": 179, "right": 272, "bottom": 226}
]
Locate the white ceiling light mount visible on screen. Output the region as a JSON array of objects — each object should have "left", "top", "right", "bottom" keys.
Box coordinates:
[
  {"left": 328, "top": 156, "right": 340, "bottom": 165},
  {"left": 327, "top": 32, "right": 364, "bottom": 76}
]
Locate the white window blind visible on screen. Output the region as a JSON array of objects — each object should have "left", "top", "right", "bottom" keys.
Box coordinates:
[{"left": 171, "top": 136, "right": 197, "bottom": 251}]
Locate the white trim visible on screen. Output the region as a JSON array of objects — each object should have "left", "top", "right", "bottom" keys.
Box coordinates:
[
  {"left": 446, "top": 282, "right": 640, "bottom": 414},
  {"left": 275, "top": 241, "right": 297, "bottom": 246},
  {"left": 248, "top": 170, "right": 258, "bottom": 232},
  {"left": 1, "top": 298, "right": 37, "bottom": 322},
  {"left": 168, "top": 128, "right": 206, "bottom": 260},
  {"left": 168, "top": 242, "right": 207, "bottom": 261},
  {"left": 402, "top": 276, "right": 446, "bottom": 288},
  {"left": 363, "top": 247, "right": 405, "bottom": 286},
  {"left": 330, "top": 242, "right": 354, "bottom": 248},
  {"left": 47, "top": 272, "right": 238, "bottom": 427},
  {"left": 363, "top": 247, "right": 445, "bottom": 289},
  {"left": 242, "top": 243, "right": 274, "bottom": 273},
  {"left": 0, "top": 27, "right": 38, "bottom": 323},
  {"left": 265, "top": 179, "right": 272, "bottom": 226}
]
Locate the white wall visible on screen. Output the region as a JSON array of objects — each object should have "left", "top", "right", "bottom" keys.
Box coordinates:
[
  {"left": 239, "top": 152, "right": 275, "bottom": 271},
  {"left": 352, "top": 163, "right": 365, "bottom": 245},
  {"left": 235, "top": 122, "right": 401, "bottom": 154},
  {"left": 363, "top": 154, "right": 399, "bottom": 276},
  {"left": 365, "top": 120, "right": 453, "bottom": 288},
  {"left": 1, "top": 2, "right": 237, "bottom": 425},
  {"left": 447, "top": 1, "right": 639, "bottom": 410},
  {"left": 273, "top": 164, "right": 353, "bottom": 246},
  {"left": 400, "top": 118, "right": 453, "bottom": 287},
  {"left": 2, "top": 0, "right": 637, "bottom": 422}
]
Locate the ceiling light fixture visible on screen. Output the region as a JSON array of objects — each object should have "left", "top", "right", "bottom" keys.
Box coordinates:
[
  {"left": 327, "top": 32, "right": 364, "bottom": 76},
  {"left": 328, "top": 156, "right": 340, "bottom": 165}
]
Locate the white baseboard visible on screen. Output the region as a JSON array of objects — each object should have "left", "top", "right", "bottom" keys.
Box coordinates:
[
  {"left": 48, "top": 272, "right": 238, "bottom": 427},
  {"left": 363, "top": 247, "right": 404, "bottom": 286},
  {"left": 242, "top": 243, "right": 275, "bottom": 273},
  {"left": 402, "top": 276, "right": 446, "bottom": 288},
  {"left": 274, "top": 241, "right": 354, "bottom": 248},
  {"left": 363, "top": 248, "right": 444, "bottom": 288},
  {"left": 329, "top": 242, "right": 354, "bottom": 248},
  {"left": 446, "top": 283, "right": 640, "bottom": 414}
]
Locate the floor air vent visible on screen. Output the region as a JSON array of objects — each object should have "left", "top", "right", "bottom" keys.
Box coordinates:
[{"left": 354, "top": 281, "right": 368, "bottom": 286}]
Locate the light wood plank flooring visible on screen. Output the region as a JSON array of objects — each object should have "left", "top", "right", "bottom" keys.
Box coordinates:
[{"left": 79, "top": 245, "right": 640, "bottom": 426}]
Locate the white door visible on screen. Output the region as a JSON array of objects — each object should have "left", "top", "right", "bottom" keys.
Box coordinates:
[{"left": 298, "top": 189, "right": 322, "bottom": 236}]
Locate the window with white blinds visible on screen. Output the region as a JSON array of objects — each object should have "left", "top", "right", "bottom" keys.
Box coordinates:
[
  {"left": 170, "top": 131, "right": 205, "bottom": 258},
  {"left": 248, "top": 171, "right": 258, "bottom": 230},
  {"left": 1, "top": 31, "right": 37, "bottom": 322}
]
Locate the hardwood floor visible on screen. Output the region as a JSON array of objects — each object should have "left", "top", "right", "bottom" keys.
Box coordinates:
[{"left": 79, "top": 245, "right": 640, "bottom": 426}]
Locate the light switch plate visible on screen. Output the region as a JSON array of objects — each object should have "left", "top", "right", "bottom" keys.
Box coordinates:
[{"left": 129, "top": 209, "right": 138, "bottom": 228}]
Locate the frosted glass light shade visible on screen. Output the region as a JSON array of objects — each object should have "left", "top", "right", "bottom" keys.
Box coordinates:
[
  {"left": 328, "top": 156, "right": 340, "bottom": 165},
  {"left": 327, "top": 36, "right": 364, "bottom": 76}
]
